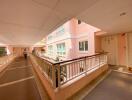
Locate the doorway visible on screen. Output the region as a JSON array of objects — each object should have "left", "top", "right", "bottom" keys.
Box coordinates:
[{"left": 118, "top": 33, "right": 127, "bottom": 66}]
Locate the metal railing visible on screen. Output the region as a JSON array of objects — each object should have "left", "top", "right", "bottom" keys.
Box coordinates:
[{"left": 32, "top": 53, "right": 107, "bottom": 88}]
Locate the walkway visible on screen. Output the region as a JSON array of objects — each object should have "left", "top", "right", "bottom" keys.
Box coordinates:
[
  {"left": 0, "top": 57, "right": 41, "bottom": 100},
  {"left": 83, "top": 71, "right": 132, "bottom": 100}
]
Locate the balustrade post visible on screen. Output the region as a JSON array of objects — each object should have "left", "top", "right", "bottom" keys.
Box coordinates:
[
  {"left": 84, "top": 57, "right": 87, "bottom": 72},
  {"left": 99, "top": 55, "right": 101, "bottom": 67},
  {"left": 57, "top": 64, "right": 61, "bottom": 88},
  {"left": 105, "top": 54, "right": 108, "bottom": 64},
  {"left": 52, "top": 65, "right": 56, "bottom": 88}
]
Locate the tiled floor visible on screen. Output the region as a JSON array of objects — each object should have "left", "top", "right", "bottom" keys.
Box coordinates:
[{"left": 0, "top": 57, "right": 42, "bottom": 100}]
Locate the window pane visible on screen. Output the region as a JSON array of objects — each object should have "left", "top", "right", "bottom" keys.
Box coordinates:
[
  {"left": 85, "top": 41, "right": 88, "bottom": 51},
  {"left": 0, "top": 47, "right": 6, "bottom": 56},
  {"left": 56, "top": 43, "right": 66, "bottom": 56},
  {"left": 79, "top": 42, "right": 84, "bottom": 51}
]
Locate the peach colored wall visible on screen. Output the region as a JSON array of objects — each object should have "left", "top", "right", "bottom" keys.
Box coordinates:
[
  {"left": 13, "top": 47, "right": 29, "bottom": 57},
  {"left": 95, "top": 36, "right": 102, "bottom": 53}
]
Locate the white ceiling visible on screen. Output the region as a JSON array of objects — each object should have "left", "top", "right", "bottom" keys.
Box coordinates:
[
  {"left": 77, "top": 0, "right": 132, "bottom": 34},
  {"left": 0, "top": 0, "right": 131, "bottom": 46}
]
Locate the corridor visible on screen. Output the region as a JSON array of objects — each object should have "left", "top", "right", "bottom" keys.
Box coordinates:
[
  {"left": 83, "top": 71, "right": 132, "bottom": 100},
  {"left": 0, "top": 57, "right": 41, "bottom": 100}
]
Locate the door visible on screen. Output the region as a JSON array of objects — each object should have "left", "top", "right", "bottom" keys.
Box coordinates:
[
  {"left": 127, "top": 33, "right": 132, "bottom": 67},
  {"left": 118, "top": 33, "right": 127, "bottom": 66}
]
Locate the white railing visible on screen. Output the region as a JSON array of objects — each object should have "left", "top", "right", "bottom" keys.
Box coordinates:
[
  {"left": 0, "top": 54, "right": 17, "bottom": 66},
  {"left": 32, "top": 53, "right": 107, "bottom": 88},
  {"left": 58, "top": 54, "right": 107, "bottom": 85}
]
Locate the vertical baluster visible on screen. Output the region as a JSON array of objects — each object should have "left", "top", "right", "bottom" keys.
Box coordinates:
[
  {"left": 71, "top": 63, "right": 73, "bottom": 78},
  {"left": 84, "top": 57, "right": 86, "bottom": 73},
  {"left": 89, "top": 58, "right": 91, "bottom": 69},
  {"left": 65, "top": 64, "right": 67, "bottom": 82},
  {"left": 90, "top": 58, "right": 92, "bottom": 69},
  {"left": 69, "top": 64, "right": 70, "bottom": 80},
  {"left": 73, "top": 62, "right": 76, "bottom": 77},
  {"left": 80, "top": 60, "right": 82, "bottom": 73},
  {"left": 77, "top": 61, "right": 79, "bottom": 75},
  {"left": 75, "top": 62, "right": 77, "bottom": 76},
  {"left": 57, "top": 64, "right": 61, "bottom": 87},
  {"left": 106, "top": 54, "right": 108, "bottom": 64},
  {"left": 99, "top": 55, "right": 101, "bottom": 67},
  {"left": 52, "top": 65, "right": 56, "bottom": 88},
  {"left": 79, "top": 61, "right": 81, "bottom": 74},
  {"left": 86, "top": 58, "right": 87, "bottom": 70}
]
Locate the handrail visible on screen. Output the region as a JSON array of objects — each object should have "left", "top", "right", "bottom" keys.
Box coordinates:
[
  {"left": 33, "top": 54, "right": 55, "bottom": 65},
  {"left": 54, "top": 52, "right": 108, "bottom": 65},
  {"left": 35, "top": 52, "right": 108, "bottom": 65}
]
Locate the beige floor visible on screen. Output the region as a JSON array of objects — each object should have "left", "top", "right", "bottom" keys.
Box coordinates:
[
  {"left": 68, "top": 70, "right": 110, "bottom": 100},
  {"left": 68, "top": 65, "right": 132, "bottom": 100},
  {"left": 0, "top": 57, "right": 42, "bottom": 100}
]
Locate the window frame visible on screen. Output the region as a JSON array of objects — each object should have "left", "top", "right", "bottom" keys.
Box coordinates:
[
  {"left": 48, "top": 45, "right": 53, "bottom": 55},
  {"left": 56, "top": 42, "right": 66, "bottom": 57},
  {"left": 79, "top": 40, "right": 88, "bottom": 52}
]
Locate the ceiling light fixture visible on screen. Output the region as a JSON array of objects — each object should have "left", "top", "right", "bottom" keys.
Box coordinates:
[{"left": 120, "top": 12, "right": 126, "bottom": 16}]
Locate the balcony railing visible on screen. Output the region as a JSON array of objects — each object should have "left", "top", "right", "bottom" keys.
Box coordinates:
[
  {"left": 32, "top": 53, "right": 107, "bottom": 88},
  {"left": 0, "top": 54, "right": 17, "bottom": 65}
]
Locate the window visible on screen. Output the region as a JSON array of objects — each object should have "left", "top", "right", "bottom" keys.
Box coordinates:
[
  {"left": 57, "top": 43, "right": 66, "bottom": 56},
  {"left": 56, "top": 26, "right": 65, "bottom": 37},
  {"left": 47, "top": 35, "right": 53, "bottom": 41},
  {"left": 78, "top": 20, "right": 81, "bottom": 24},
  {"left": 0, "top": 47, "right": 7, "bottom": 56},
  {"left": 48, "top": 45, "right": 53, "bottom": 55},
  {"left": 79, "top": 41, "right": 88, "bottom": 51}
]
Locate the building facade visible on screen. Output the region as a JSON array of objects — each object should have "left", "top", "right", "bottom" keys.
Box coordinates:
[{"left": 45, "top": 18, "right": 100, "bottom": 61}]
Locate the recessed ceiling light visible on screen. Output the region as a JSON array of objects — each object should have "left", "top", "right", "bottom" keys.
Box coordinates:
[{"left": 120, "top": 12, "right": 126, "bottom": 16}]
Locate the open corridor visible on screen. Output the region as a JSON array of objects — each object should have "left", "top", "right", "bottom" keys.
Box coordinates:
[
  {"left": 0, "top": 57, "right": 41, "bottom": 100},
  {"left": 82, "top": 71, "right": 132, "bottom": 100},
  {"left": 0, "top": 0, "right": 132, "bottom": 99}
]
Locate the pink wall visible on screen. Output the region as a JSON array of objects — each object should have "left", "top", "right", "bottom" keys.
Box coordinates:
[
  {"left": 69, "top": 19, "right": 100, "bottom": 58},
  {"left": 45, "top": 18, "right": 100, "bottom": 60}
]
